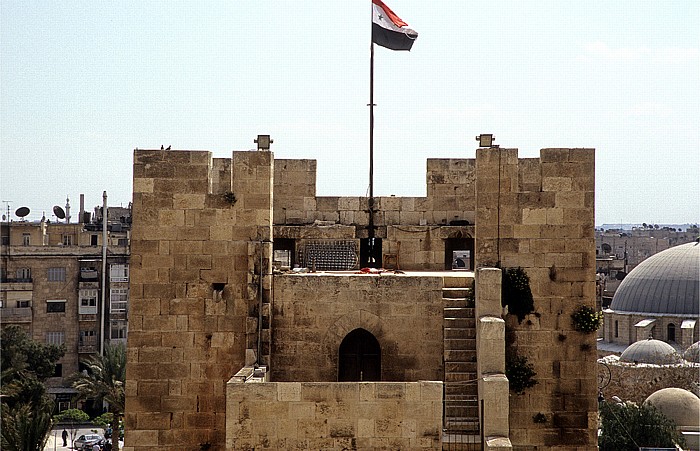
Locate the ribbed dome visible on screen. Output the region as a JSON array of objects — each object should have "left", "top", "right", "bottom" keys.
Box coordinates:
[
  {"left": 645, "top": 388, "right": 700, "bottom": 428},
  {"left": 610, "top": 242, "right": 699, "bottom": 315},
  {"left": 619, "top": 338, "right": 682, "bottom": 364},
  {"left": 685, "top": 341, "right": 700, "bottom": 363}
]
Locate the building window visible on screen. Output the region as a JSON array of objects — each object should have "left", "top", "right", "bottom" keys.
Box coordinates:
[
  {"left": 62, "top": 234, "right": 72, "bottom": 246},
  {"left": 22, "top": 233, "right": 30, "bottom": 246},
  {"left": 110, "top": 320, "right": 128, "bottom": 339},
  {"left": 79, "top": 330, "right": 96, "bottom": 349},
  {"left": 46, "top": 331, "right": 65, "bottom": 346},
  {"left": 79, "top": 289, "right": 98, "bottom": 314},
  {"left": 614, "top": 320, "right": 619, "bottom": 338},
  {"left": 110, "top": 264, "right": 129, "bottom": 282},
  {"left": 46, "top": 299, "right": 66, "bottom": 313},
  {"left": 47, "top": 267, "right": 66, "bottom": 282},
  {"left": 91, "top": 234, "right": 98, "bottom": 246},
  {"left": 16, "top": 267, "right": 31, "bottom": 280},
  {"left": 667, "top": 323, "right": 676, "bottom": 342},
  {"left": 53, "top": 363, "right": 63, "bottom": 378},
  {"left": 17, "top": 300, "right": 30, "bottom": 308},
  {"left": 110, "top": 288, "right": 128, "bottom": 313}
]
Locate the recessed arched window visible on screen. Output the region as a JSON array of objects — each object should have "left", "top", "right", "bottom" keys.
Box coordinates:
[
  {"left": 338, "top": 328, "right": 381, "bottom": 382},
  {"left": 667, "top": 323, "right": 676, "bottom": 342}
]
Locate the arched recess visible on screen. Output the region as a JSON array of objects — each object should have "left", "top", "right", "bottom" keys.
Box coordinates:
[
  {"left": 323, "top": 310, "right": 384, "bottom": 380},
  {"left": 338, "top": 328, "right": 381, "bottom": 381}
]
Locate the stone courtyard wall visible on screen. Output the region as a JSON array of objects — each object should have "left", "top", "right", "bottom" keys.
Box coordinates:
[
  {"left": 271, "top": 274, "right": 444, "bottom": 382},
  {"left": 226, "top": 380, "right": 443, "bottom": 450},
  {"left": 600, "top": 359, "right": 700, "bottom": 404},
  {"left": 474, "top": 148, "right": 598, "bottom": 450}
]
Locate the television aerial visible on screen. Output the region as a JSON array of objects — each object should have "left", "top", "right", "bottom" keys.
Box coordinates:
[
  {"left": 15, "top": 206, "right": 30, "bottom": 220},
  {"left": 53, "top": 205, "right": 66, "bottom": 219}
]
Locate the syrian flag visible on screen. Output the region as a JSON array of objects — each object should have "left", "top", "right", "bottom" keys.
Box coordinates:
[{"left": 372, "top": 0, "right": 418, "bottom": 51}]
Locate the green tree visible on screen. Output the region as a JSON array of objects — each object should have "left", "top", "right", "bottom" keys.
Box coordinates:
[
  {"left": 54, "top": 408, "right": 90, "bottom": 447},
  {"left": 599, "top": 401, "right": 685, "bottom": 450},
  {"left": 71, "top": 343, "right": 126, "bottom": 451},
  {"left": 0, "top": 325, "right": 64, "bottom": 450}
]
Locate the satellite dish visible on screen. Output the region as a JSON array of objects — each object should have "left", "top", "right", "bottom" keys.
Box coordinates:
[
  {"left": 53, "top": 205, "right": 66, "bottom": 219},
  {"left": 15, "top": 207, "right": 30, "bottom": 218}
]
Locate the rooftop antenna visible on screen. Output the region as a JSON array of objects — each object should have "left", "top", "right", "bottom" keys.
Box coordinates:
[
  {"left": 2, "top": 200, "right": 11, "bottom": 222},
  {"left": 15, "top": 206, "right": 30, "bottom": 221}
]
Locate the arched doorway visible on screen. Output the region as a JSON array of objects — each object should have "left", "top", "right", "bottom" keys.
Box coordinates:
[{"left": 338, "top": 328, "right": 381, "bottom": 382}]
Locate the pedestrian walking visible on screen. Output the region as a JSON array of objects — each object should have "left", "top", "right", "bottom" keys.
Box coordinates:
[{"left": 62, "top": 429, "right": 68, "bottom": 447}]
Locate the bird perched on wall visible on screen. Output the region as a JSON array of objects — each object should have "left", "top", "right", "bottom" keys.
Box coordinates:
[
  {"left": 161, "top": 145, "right": 164, "bottom": 150},
  {"left": 166, "top": 145, "right": 171, "bottom": 150}
]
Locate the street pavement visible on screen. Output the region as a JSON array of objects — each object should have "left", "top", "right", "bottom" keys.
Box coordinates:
[{"left": 44, "top": 426, "right": 104, "bottom": 450}]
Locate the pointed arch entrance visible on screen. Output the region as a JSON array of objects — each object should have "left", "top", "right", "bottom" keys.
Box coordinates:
[{"left": 338, "top": 328, "right": 381, "bottom": 382}]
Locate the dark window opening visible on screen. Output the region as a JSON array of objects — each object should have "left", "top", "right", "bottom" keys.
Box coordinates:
[
  {"left": 91, "top": 234, "right": 98, "bottom": 246},
  {"left": 445, "top": 237, "right": 474, "bottom": 270},
  {"left": 47, "top": 302, "right": 66, "bottom": 313},
  {"left": 273, "top": 238, "right": 296, "bottom": 268},
  {"left": 338, "top": 328, "right": 381, "bottom": 382},
  {"left": 360, "top": 238, "right": 382, "bottom": 269},
  {"left": 667, "top": 323, "right": 676, "bottom": 342},
  {"left": 53, "top": 364, "right": 62, "bottom": 378}
]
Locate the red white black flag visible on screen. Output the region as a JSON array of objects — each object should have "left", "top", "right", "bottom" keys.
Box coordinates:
[{"left": 372, "top": 0, "right": 418, "bottom": 51}]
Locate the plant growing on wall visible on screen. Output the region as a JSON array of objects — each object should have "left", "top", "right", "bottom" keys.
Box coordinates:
[
  {"left": 501, "top": 267, "right": 535, "bottom": 323},
  {"left": 222, "top": 191, "right": 237, "bottom": 205},
  {"left": 571, "top": 305, "right": 603, "bottom": 333},
  {"left": 505, "top": 352, "right": 538, "bottom": 394}
]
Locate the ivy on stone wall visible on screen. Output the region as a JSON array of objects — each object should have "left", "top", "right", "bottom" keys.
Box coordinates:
[
  {"left": 501, "top": 267, "right": 535, "bottom": 323},
  {"left": 505, "top": 352, "right": 538, "bottom": 395},
  {"left": 571, "top": 305, "right": 603, "bottom": 333}
]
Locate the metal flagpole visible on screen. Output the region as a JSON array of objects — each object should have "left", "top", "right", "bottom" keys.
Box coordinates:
[{"left": 368, "top": 0, "right": 376, "bottom": 265}]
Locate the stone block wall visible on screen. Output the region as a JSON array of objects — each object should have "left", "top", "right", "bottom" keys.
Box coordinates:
[
  {"left": 474, "top": 148, "right": 598, "bottom": 450},
  {"left": 273, "top": 158, "right": 476, "bottom": 270},
  {"left": 600, "top": 359, "right": 700, "bottom": 404},
  {"left": 271, "top": 274, "right": 444, "bottom": 382},
  {"left": 226, "top": 380, "right": 443, "bottom": 450},
  {"left": 125, "top": 150, "right": 273, "bottom": 451}
]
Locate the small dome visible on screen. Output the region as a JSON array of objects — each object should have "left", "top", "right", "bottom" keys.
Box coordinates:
[
  {"left": 685, "top": 341, "right": 700, "bottom": 363},
  {"left": 619, "top": 338, "right": 682, "bottom": 364},
  {"left": 610, "top": 242, "right": 699, "bottom": 315},
  {"left": 645, "top": 388, "right": 700, "bottom": 428}
]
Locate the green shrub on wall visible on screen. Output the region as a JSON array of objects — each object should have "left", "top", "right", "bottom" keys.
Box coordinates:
[
  {"left": 505, "top": 352, "right": 538, "bottom": 395},
  {"left": 501, "top": 267, "right": 535, "bottom": 323},
  {"left": 571, "top": 305, "right": 603, "bottom": 333}
]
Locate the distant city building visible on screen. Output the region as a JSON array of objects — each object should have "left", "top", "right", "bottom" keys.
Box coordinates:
[
  {"left": 0, "top": 196, "right": 131, "bottom": 413},
  {"left": 595, "top": 227, "right": 698, "bottom": 307}
]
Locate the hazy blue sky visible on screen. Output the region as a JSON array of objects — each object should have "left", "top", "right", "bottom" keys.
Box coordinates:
[{"left": 1, "top": 1, "right": 698, "bottom": 226}]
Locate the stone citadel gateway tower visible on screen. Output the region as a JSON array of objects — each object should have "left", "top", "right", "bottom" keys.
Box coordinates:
[{"left": 124, "top": 146, "right": 597, "bottom": 450}]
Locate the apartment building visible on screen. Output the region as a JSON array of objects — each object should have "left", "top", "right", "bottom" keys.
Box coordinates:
[{"left": 0, "top": 199, "right": 130, "bottom": 412}]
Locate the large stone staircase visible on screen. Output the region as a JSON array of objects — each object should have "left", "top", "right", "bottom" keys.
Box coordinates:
[{"left": 442, "top": 275, "right": 480, "bottom": 450}]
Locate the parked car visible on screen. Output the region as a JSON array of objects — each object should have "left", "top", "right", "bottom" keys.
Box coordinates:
[{"left": 73, "top": 434, "right": 103, "bottom": 450}]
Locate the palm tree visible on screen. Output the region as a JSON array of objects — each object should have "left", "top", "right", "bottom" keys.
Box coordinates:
[
  {"left": 1, "top": 401, "right": 54, "bottom": 451},
  {"left": 71, "top": 342, "right": 126, "bottom": 451}
]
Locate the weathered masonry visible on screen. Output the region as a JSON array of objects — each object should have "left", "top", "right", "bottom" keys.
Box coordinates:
[{"left": 124, "top": 146, "right": 597, "bottom": 450}]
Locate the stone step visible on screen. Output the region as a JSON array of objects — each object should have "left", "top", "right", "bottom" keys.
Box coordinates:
[
  {"left": 442, "top": 276, "right": 473, "bottom": 289},
  {"left": 444, "top": 384, "right": 478, "bottom": 396},
  {"left": 445, "top": 361, "right": 477, "bottom": 373},
  {"left": 445, "top": 338, "right": 476, "bottom": 350},
  {"left": 442, "top": 287, "right": 473, "bottom": 299},
  {"left": 443, "top": 318, "right": 475, "bottom": 329},
  {"left": 444, "top": 372, "right": 477, "bottom": 383},
  {"left": 443, "top": 419, "right": 481, "bottom": 433},
  {"left": 444, "top": 327, "right": 476, "bottom": 340},
  {"left": 445, "top": 405, "right": 479, "bottom": 418},
  {"left": 442, "top": 298, "right": 473, "bottom": 309},
  {"left": 444, "top": 349, "right": 476, "bottom": 361},
  {"left": 443, "top": 307, "right": 475, "bottom": 319}
]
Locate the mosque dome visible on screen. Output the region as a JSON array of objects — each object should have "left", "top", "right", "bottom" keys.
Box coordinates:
[
  {"left": 610, "top": 242, "right": 699, "bottom": 315},
  {"left": 645, "top": 388, "right": 700, "bottom": 429},
  {"left": 619, "top": 338, "right": 682, "bottom": 364},
  {"left": 685, "top": 341, "right": 700, "bottom": 363}
]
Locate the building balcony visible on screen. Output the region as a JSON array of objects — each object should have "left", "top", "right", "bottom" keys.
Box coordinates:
[
  {"left": 80, "top": 269, "right": 99, "bottom": 280},
  {"left": 78, "top": 344, "right": 97, "bottom": 353},
  {"left": 0, "top": 307, "right": 32, "bottom": 322}
]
